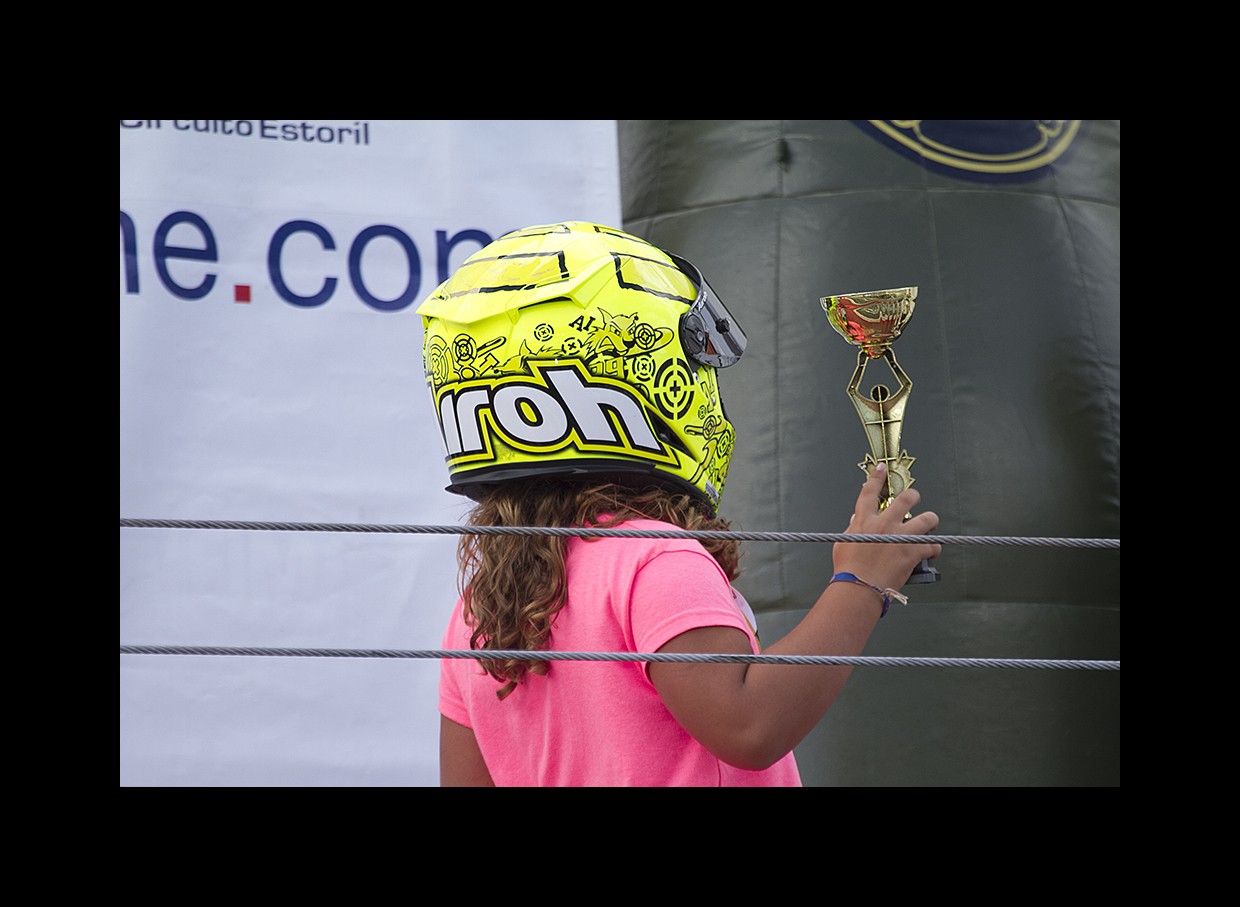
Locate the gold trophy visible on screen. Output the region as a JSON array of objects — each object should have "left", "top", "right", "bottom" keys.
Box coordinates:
[{"left": 820, "top": 286, "right": 940, "bottom": 583}]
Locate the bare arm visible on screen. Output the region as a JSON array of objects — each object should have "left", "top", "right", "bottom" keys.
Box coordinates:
[
  {"left": 439, "top": 715, "right": 495, "bottom": 786},
  {"left": 649, "top": 462, "right": 940, "bottom": 770}
]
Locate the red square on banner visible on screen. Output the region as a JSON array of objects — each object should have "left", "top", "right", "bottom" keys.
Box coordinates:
[{"left": 234, "top": 285, "right": 251, "bottom": 303}]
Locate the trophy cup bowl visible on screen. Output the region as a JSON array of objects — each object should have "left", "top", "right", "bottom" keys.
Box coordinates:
[{"left": 823, "top": 287, "right": 917, "bottom": 358}]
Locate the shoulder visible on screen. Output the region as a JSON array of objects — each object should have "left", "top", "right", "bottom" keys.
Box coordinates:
[
  {"left": 569, "top": 517, "right": 715, "bottom": 562},
  {"left": 569, "top": 519, "right": 730, "bottom": 596}
]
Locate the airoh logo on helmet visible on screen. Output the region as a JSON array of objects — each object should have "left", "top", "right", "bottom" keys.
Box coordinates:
[{"left": 436, "top": 359, "right": 678, "bottom": 467}]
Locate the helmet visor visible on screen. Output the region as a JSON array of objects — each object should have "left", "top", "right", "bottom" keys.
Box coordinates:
[{"left": 671, "top": 254, "right": 747, "bottom": 368}]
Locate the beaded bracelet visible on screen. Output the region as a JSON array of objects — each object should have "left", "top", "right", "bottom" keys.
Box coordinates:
[{"left": 829, "top": 572, "right": 909, "bottom": 618}]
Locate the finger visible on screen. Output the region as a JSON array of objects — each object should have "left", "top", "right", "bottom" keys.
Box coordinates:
[
  {"left": 893, "top": 507, "right": 938, "bottom": 536},
  {"left": 908, "top": 508, "right": 939, "bottom": 533},
  {"left": 888, "top": 486, "right": 922, "bottom": 516},
  {"left": 857, "top": 462, "right": 888, "bottom": 509}
]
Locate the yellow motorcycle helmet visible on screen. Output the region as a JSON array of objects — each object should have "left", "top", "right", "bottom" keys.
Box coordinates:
[{"left": 417, "top": 222, "right": 746, "bottom": 513}]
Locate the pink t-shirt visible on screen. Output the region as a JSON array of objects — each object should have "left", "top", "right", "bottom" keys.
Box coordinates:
[{"left": 439, "top": 519, "right": 802, "bottom": 786}]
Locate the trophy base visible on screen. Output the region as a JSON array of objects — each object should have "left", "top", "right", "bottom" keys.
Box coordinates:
[
  {"left": 898, "top": 515, "right": 939, "bottom": 584},
  {"left": 906, "top": 558, "right": 940, "bottom": 584}
]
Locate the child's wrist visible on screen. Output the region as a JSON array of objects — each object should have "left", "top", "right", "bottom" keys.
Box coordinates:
[{"left": 829, "top": 572, "right": 909, "bottom": 618}]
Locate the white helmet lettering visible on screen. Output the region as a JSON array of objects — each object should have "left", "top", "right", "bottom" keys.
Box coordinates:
[
  {"left": 436, "top": 363, "right": 666, "bottom": 459},
  {"left": 546, "top": 366, "right": 661, "bottom": 452},
  {"left": 492, "top": 384, "right": 569, "bottom": 445},
  {"left": 440, "top": 386, "right": 489, "bottom": 456}
]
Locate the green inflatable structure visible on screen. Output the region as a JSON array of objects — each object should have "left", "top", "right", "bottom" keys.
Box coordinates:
[{"left": 619, "top": 120, "right": 1120, "bottom": 786}]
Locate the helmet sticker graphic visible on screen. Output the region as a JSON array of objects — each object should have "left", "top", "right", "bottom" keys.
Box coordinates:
[
  {"left": 451, "top": 334, "right": 504, "bottom": 380},
  {"left": 653, "top": 358, "right": 695, "bottom": 420},
  {"left": 684, "top": 370, "right": 734, "bottom": 501},
  {"left": 434, "top": 359, "right": 678, "bottom": 466}
]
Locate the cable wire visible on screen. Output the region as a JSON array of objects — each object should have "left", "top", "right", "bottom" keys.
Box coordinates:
[
  {"left": 120, "top": 519, "right": 1119, "bottom": 671},
  {"left": 119, "top": 518, "right": 1119, "bottom": 549},
  {"left": 119, "top": 645, "right": 1118, "bottom": 671}
]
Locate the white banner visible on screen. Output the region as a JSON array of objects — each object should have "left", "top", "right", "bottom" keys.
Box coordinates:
[{"left": 120, "top": 119, "right": 623, "bottom": 785}]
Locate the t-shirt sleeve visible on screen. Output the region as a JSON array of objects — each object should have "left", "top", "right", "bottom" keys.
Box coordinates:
[
  {"left": 629, "top": 547, "right": 759, "bottom": 661},
  {"left": 438, "top": 599, "right": 471, "bottom": 727}
]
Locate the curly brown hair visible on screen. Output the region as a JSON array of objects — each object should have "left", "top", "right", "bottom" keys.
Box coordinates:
[{"left": 457, "top": 478, "right": 742, "bottom": 700}]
